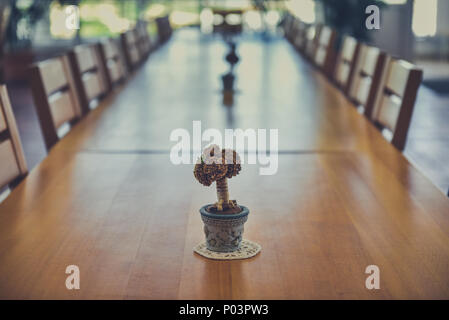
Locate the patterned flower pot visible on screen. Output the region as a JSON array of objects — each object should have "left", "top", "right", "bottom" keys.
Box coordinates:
[{"left": 200, "top": 205, "right": 249, "bottom": 252}]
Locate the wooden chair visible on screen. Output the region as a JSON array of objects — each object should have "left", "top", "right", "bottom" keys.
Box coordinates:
[
  {"left": 281, "top": 13, "right": 291, "bottom": 37},
  {"left": 313, "top": 26, "right": 337, "bottom": 76},
  {"left": 288, "top": 18, "right": 300, "bottom": 43},
  {"left": 98, "top": 38, "right": 127, "bottom": 91},
  {"left": 120, "top": 29, "right": 141, "bottom": 72},
  {"left": 29, "top": 55, "right": 83, "bottom": 150},
  {"left": 370, "top": 59, "right": 423, "bottom": 150},
  {"left": 155, "top": 15, "right": 172, "bottom": 44},
  {"left": 68, "top": 43, "right": 108, "bottom": 114},
  {"left": 305, "top": 25, "right": 321, "bottom": 61},
  {"left": 293, "top": 21, "right": 307, "bottom": 52},
  {"left": 334, "top": 35, "right": 360, "bottom": 94},
  {"left": 349, "top": 44, "right": 388, "bottom": 118},
  {"left": 136, "top": 20, "right": 152, "bottom": 59},
  {"left": 0, "top": 85, "right": 27, "bottom": 191},
  {"left": 147, "top": 19, "right": 159, "bottom": 47}
]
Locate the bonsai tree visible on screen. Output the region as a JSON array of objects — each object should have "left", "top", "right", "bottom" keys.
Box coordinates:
[{"left": 194, "top": 145, "right": 241, "bottom": 213}]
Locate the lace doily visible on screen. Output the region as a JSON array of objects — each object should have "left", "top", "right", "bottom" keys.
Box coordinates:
[{"left": 194, "top": 239, "right": 261, "bottom": 260}]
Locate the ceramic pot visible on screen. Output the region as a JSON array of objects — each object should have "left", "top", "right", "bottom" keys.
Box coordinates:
[{"left": 199, "top": 205, "right": 249, "bottom": 252}]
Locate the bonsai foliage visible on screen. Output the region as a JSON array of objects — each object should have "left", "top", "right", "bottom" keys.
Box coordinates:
[{"left": 194, "top": 145, "right": 241, "bottom": 213}]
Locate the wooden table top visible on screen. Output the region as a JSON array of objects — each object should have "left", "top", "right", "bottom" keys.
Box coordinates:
[{"left": 1, "top": 30, "right": 448, "bottom": 299}]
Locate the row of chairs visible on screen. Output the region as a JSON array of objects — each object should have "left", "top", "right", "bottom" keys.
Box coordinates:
[
  {"left": 30, "top": 19, "right": 160, "bottom": 151},
  {"left": 282, "top": 13, "right": 423, "bottom": 152},
  {"left": 0, "top": 17, "right": 172, "bottom": 195}
]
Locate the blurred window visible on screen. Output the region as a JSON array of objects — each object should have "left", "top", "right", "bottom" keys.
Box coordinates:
[
  {"left": 49, "top": 2, "right": 77, "bottom": 39},
  {"left": 412, "top": 0, "right": 437, "bottom": 37},
  {"left": 285, "top": 0, "right": 315, "bottom": 24}
]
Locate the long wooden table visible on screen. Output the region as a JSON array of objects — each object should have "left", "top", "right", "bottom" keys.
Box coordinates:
[{"left": 1, "top": 30, "right": 449, "bottom": 299}]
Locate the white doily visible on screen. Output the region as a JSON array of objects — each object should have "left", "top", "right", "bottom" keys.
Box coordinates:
[{"left": 194, "top": 239, "right": 261, "bottom": 260}]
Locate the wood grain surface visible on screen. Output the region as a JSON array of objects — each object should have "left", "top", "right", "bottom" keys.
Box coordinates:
[{"left": 0, "top": 30, "right": 448, "bottom": 299}]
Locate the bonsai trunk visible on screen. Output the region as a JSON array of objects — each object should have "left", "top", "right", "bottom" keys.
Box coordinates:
[{"left": 216, "top": 177, "right": 229, "bottom": 207}]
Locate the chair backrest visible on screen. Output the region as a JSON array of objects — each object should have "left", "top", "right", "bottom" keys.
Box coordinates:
[
  {"left": 29, "top": 55, "right": 82, "bottom": 150},
  {"left": 155, "top": 15, "right": 172, "bottom": 43},
  {"left": 98, "top": 38, "right": 127, "bottom": 90},
  {"left": 314, "top": 26, "right": 336, "bottom": 74},
  {"left": 68, "top": 44, "right": 108, "bottom": 114},
  {"left": 349, "top": 44, "right": 388, "bottom": 117},
  {"left": 305, "top": 25, "right": 320, "bottom": 60},
  {"left": 147, "top": 19, "right": 159, "bottom": 48},
  {"left": 288, "top": 17, "right": 300, "bottom": 42},
  {"left": 282, "top": 13, "right": 292, "bottom": 37},
  {"left": 293, "top": 21, "right": 307, "bottom": 52},
  {"left": 136, "top": 20, "right": 152, "bottom": 59},
  {"left": 371, "top": 59, "right": 423, "bottom": 150},
  {"left": 120, "top": 29, "right": 141, "bottom": 72},
  {"left": 334, "top": 35, "right": 360, "bottom": 93},
  {"left": 0, "top": 85, "right": 27, "bottom": 190}
]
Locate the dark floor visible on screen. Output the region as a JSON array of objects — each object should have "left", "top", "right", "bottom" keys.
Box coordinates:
[{"left": 5, "top": 30, "right": 449, "bottom": 195}]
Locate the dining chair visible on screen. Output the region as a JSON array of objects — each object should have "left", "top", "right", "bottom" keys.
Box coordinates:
[
  {"left": 304, "top": 25, "right": 321, "bottom": 61},
  {"left": 290, "top": 18, "right": 302, "bottom": 44},
  {"left": 120, "top": 29, "right": 141, "bottom": 72},
  {"left": 282, "top": 13, "right": 292, "bottom": 37},
  {"left": 293, "top": 21, "right": 307, "bottom": 53},
  {"left": 0, "top": 85, "right": 27, "bottom": 191},
  {"left": 29, "top": 55, "right": 83, "bottom": 150},
  {"left": 155, "top": 15, "right": 172, "bottom": 43},
  {"left": 68, "top": 43, "right": 108, "bottom": 114},
  {"left": 282, "top": 14, "right": 292, "bottom": 39},
  {"left": 334, "top": 35, "right": 360, "bottom": 94},
  {"left": 147, "top": 19, "right": 159, "bottom": 50},
  {"left": 370, "top": 58, "right": 423, "bottom": 150},
  {"left": 285, "top": 15, "right": 295, "bottom": 40},
  {"left": 349, "top": 44, "right": 388, "bottom": 117},
  {"left": 98, "top": 38, "right": 128, "bottom": 91},
  {"left": 313, "top": 25, "right": 337, "bottom": 76},
  {"left": 136, "top": 20, "right": 152, "bottom": 59}
]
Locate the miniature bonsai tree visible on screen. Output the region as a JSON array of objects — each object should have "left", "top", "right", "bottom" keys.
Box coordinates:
[{"left": 194, "top": 144, "right": 241, "bottom": 213}]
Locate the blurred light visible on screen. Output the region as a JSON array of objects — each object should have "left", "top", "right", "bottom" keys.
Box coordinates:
[
  {"left": 16, "top": 0, "right": 33, "bottom": 10},
  {"left": 50, "top": 2, "right": 77, "bottom": 39},
  {"left": 208, "top": 0, "right": 251, "bottom": 10},
  {"left": 170, "top": 11, "right": 199, "bottom": 27},
  {"left": 200, "top": 8, "right": 214, "bottom": 33},
  {"left": 213, "top": 14, "right": 224, "bottom": 26},
  {"left": 265, "top": 10, "right": 280, "bottom": 27},
  {"left": 244, "top": 11, "right": 262, "bottom": 30},
  {"left": 17, "top": 18, "right": 29, "bottom": 39},
  {"left": 225, "top": 14, "right": 242, "bottom": 26},
  {"left": 285, "top": 0, "right": 315, "bottom": 24},
  {"left": 80, "top": 3, "right": 130, "bottom": 34},
  {"left": 412, "top": 0, "right": 437, "bottom": 37},
  {"left": 145, "top": 4, "right": 166, "bottom": 19},
  {"left": 382, "top": 0, "right": 407, "bottom": 4}
]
